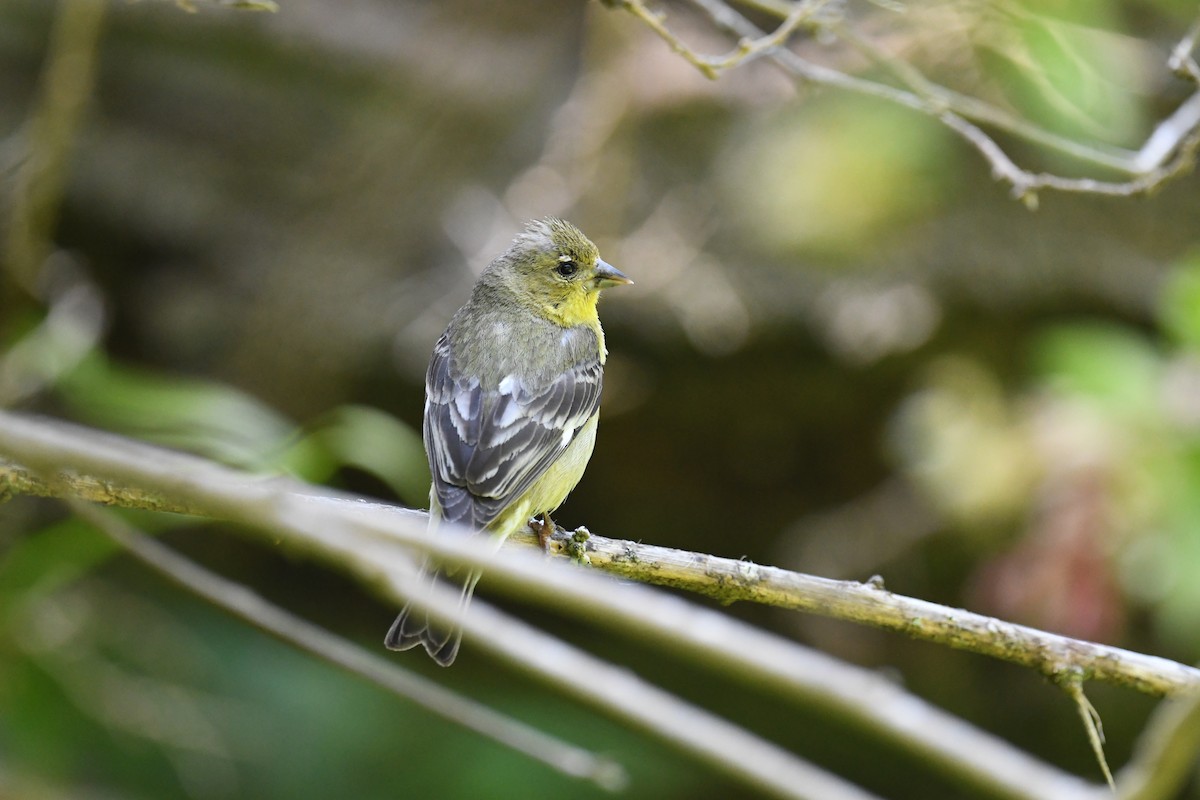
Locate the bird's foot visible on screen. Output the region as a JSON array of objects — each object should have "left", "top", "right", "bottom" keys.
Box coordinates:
[{"left": 529, "top": 512, "right": 556, "bottom": 553}]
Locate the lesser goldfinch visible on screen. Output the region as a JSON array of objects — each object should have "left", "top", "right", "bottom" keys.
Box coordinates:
[{"left": 384, "top": 218, "right": 632, "bottom": 666}]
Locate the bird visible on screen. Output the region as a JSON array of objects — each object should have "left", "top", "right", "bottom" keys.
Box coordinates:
[{"left": 384, "top": 218, "right": 632, "bottom": 666}]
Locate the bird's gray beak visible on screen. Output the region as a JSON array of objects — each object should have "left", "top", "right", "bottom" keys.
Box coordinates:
[{"left": 594, "top": 258, "right": 633, "bottom": 289}]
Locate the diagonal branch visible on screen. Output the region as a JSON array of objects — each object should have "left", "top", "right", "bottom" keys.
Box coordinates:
[
  {"left": 1167, "top": 14, "right": 1200, "bottom": 85},
  {"left": 6, "top": 428, "right": 887, "bottom": 800},
  {"left": 0, "top": 410, "right": 1106, "bottom": 800}
]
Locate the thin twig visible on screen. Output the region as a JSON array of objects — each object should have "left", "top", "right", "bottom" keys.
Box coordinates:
[
  {"left": 824, "top": 19, "right": 1138, "bottom": 173},
  {"left": 616, "top": 0, "right": 828, "bottom": 79},
  {"left": 1060, "top": 674, "right": 1115, "bottom": 791},
  {"left": 0, "top": 411, "right": 1107, "bottom": 800},
  {"left": 1168, "top": 15, "right": 1200, "bottom": 85},
  {"left": 689, "top": 0, "right": 1200, "bottom": 201},
  {"left": 617, "top": 0, "right": 1200, "bottom": 199},
  {"left": 12, "top": 450, "right": 882, "bottom": 800}
]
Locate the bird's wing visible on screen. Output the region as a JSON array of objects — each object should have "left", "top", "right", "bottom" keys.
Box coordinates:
[{"left": 423, "top": 328, "right": 603, "bottom": 529}]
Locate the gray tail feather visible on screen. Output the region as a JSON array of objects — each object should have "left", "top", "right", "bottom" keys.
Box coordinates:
[{"left": 384, "top": 567, "right": 481, "bottom": 667}]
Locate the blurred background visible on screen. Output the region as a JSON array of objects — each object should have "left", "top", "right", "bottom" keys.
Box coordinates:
[{"left": 3, "top": 0, "right": 1200, "bottom": 797}]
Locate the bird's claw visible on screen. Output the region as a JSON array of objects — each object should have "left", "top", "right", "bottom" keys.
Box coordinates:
[{"left": 529, "top": 512, "right": 556, "bottom": 553}]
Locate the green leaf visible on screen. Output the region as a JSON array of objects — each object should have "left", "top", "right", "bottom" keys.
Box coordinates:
[
  {"left": 56, "top": 354, "right": 296, "bottom": 470},
  {"left": 279, "top": 405, "right": 429, "bottom": 505},
  {"left": 54, "top": 356, "right": 429, "bottom": 504}
]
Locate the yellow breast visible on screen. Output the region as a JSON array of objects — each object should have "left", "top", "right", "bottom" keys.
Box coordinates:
[{"left": 488, "top": 412, "right": 600, "bottom": 538}]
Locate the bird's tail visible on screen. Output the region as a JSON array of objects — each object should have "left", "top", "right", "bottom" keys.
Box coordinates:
[{"left": 384, "top": 564, "right": 481, "bottom": 667}]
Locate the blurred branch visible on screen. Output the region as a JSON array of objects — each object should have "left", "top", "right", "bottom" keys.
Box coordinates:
[
  {"left": 5, "top": 427, "right": 1198, "bottom": 698},
  {"left": 1168, "top": 15, "right": 1200, "bottom": 85},
  {"left": 1, "top": 0, "right": 271, "bottom": 316},
  {"left": 424, "top": 555, "right": 888, "bottom": 800},
  {"left": 2, "top": 0, "right": 106, "bottom": 304},
  {"left": 0, "top": 264, "right": 105, "bottom": 406},
  {"left": 1118, "top": 690, "right": 1200, "bottom": 800},
  {"left": 64, "top": 498, "right": 628, "bottom": 793},
  {"left": 0, "top": 411, "right": 1105, "bottom": 800},
  {"left": 610, "top": 0, "right": 1200, "bottom": 203},
  {"left": 161, "top": 0, "right": 280, "bottom": 12}
]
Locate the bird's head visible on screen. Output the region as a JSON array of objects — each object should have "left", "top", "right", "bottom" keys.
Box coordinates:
[{"left": 498, "top": 218, "right": 632, "bottom": 327}]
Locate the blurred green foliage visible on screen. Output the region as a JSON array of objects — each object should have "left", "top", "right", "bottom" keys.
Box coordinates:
[
  {"left": 727, "top": 99, "right": 954, "bottom": 259},
  {"left": 54, "top": 353, "right": 429, "bottom": 503},
  {"left": 891, "top": 256, "right": 1200, "bottom": 655},
  {"left": 1, "top": 577, "right": 710, "bottom": 800},
  {"left": 1030, "top": 258, "right": 1200, "bottom": 652}
]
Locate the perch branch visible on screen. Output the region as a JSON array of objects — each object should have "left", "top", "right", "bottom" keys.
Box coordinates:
[{"left": 514, "top": 527, "right": 1200, "bottom": 698}]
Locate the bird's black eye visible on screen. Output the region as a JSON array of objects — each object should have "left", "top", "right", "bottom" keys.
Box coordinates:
[{"left": 555, "top": 260, "right": 578, "bottom": 278}]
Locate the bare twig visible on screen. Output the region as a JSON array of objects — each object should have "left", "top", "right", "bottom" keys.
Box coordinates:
[
  {"left": 823, "top": 19, "right": 1139, "bottom": 174},
  {"left": 0, "top": 411, "right": 1104, "bottom": 800},
  {"left": 0, "top": 427, "right": 884, "bottom": 800},
  {"left": 13, "top": 445, "right": 886, "bottom": 800},
  {"left": 1168, "top": 15, "right": 1200, "bottom": 85},
  {"left": 613, "top": 0, "right": 1200, "bottom": 200},
  {"left": 1061, "top": 675, "right": 1115, "bottom": 791},
  {"left": 615, "top": 0, "right": 829, "bottom": 79}
]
